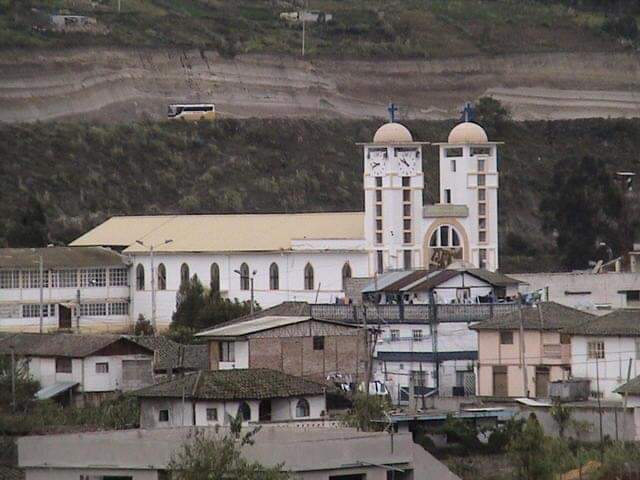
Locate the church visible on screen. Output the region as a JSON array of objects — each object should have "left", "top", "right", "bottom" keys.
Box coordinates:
[{"left": 71, "top": 118, "right": 500, "bottom": 330}]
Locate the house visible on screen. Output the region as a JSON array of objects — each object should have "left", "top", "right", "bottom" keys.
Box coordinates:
[
  {"left": 563, "top": 309, "right": 640, "bottom": 399},
  {"left": 614, "top": 374, "right": 640, "bottom": 440},
  {"left": 0, "top": 333, "right": 154, "bottom": 405},
  {"left": 471, "top": 302, "right": 594, "bottom": 398},
  {"left": 18, "top": 426, "right": 461, "bottom": 480},
  {"left": 195, "top": 303, "right": 370, "bottom": 383},
  {"left": 127, "top": 335, "right": 208, "bottom": 376},
  {"left": 0, "top": 247, "right": 131, "bottom": 333},
  {"left": 133, "top": 368, "right": 327, "bottom": 428}
]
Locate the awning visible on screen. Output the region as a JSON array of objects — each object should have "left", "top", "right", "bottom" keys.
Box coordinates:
[{"left": 35, "top": 381, "right": 78, "bottom": 400}]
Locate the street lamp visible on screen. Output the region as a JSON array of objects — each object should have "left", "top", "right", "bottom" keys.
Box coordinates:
[
  {"left": 136, "top": 239, "right": 173, "bottom": 335},
  {"left": 234, "top": 268, "right": 256, "bottom": 315}
]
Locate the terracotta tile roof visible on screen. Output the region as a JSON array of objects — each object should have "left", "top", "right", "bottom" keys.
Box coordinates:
[
  {"left": 561, "top": 309, "right": 640, "bottom": 336},
  {"left": 470, "top": 302, "right": 594, "bottom": 331},
  {"left": 0, "top": 466, "right": 23, "bottom": 480},
  {"left": 0, "top": 247, "right": 126, "bottom": 269},
  {"left": 0, "top": 333, "right": 153, "bottom": 358},
  {"left": 127, "top": 336, "right": 208, "bottom": 371},
  {"left": 614, "top": 374, "right": 640, "bottom": 395},
  {"left": 132, "top": 369, "right": 326, "bottom": 400}
]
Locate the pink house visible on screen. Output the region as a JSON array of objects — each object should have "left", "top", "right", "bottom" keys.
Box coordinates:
[{"left": 471, "top": 302, "right": 594, "bottom": 398}]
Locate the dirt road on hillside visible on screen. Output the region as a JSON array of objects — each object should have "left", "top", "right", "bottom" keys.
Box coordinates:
[{"left": 1, "top": 48, "right": 640, "bottom": 123}]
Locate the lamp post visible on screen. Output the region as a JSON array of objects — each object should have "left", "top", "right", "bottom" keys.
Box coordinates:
[
  {"left": 136, "top": 239, "right": 173, "bottom": 335},
  {"left": 234, "top": 269, "right": 256, "bottom": 315}
]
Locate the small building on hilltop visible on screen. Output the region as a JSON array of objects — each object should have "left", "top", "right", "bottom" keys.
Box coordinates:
[
  {"left": 133, "top": 369, "right": 327, "bottom": 428},
  {"left": 0, "top": 333, "right": 154, "bottom": 405}
]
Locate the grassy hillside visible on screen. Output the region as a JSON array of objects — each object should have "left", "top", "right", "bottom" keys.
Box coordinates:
[
  {"left": 1, "top": 116, "right": 639, "bottom": 272},
  {"left": 0, "top": 0, "right": 626, "bottom": 57}
]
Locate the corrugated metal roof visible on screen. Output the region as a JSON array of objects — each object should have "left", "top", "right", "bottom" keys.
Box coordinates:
[
  {"left": 614, "top": 374, "right": 640, "bottom": 395},
  {"left": 0, "top": 247, "right": 126, "bottom": 269},
  {"left": 196, "top": 315, "right": 313, "bottom": 337},
  {"left": 35, "top": 381, "right": 78, "bottom": 400},
  {"left": 71, "top": 212, "right": 365, "bottom": 253}
]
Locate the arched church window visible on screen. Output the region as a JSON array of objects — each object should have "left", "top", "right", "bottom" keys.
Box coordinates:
[
  {"left": 157, "top": 263, "right": 167, "bottom": 290},
  {"left": 239, "top": 263, "right": 250, "bottom": 291},
  {"left": 210, "top": 263, "right": 220, "bottom": 293},
  {"left": 304, "top": 263, "right": 314, "bottom": 290},
  {"left": 237, "top": 401, "right": 251, "bottom": 422},
  {"left": 295, "top": 398, "right": 310, "bottom": 417},
  {"left": 269, "top": 263, "right": 279, "bottom": 290},
  {"left": 341, "top": 263, "right": 352, "bottom": 290},
  {"left": 136, "top": 264, "right": 145, "bottom": 291},
  {"left": 428, "top": 225, "right": 463, "bottom": 269},
  {"left": 180, "top": 263, "right": 190, "bottom": 286}
]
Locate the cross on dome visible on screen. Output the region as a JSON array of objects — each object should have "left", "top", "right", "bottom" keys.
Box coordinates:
[
  {"left": 460, "top": 102, "right": 475, "bottom": 123},
  {"left": 387, "top": 103, "right": 398, "bottom": 123}
]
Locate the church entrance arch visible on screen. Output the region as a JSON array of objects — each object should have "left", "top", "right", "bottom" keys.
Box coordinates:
[{"left": 423, "top": 220, "right": 469, "bottom": 269}]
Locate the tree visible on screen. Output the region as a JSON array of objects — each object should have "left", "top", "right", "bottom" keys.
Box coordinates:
[
  {"left": 550, "top": 402, "right": 571, "bottom": 438},
  {"left": 134, "top": 314, "right": 154, "bottom": 336},
  {"left": 0, "top": 355, "right": 39, "bottom": 414},
  {"left": 508, "top": 414, "right": 553, "bottom": 480},
  {"left": 171, "top": 275, "right": 254, "bottom": 332},
  {"left": 168, "top": 420, "right": 289, "bottom": 480},
  {"left": 474, "top": 96, "right": 511, "bottom": 137},
  {"left": 5, "top": 195, "right": 48, "bottom": 247},
  {"left": 541, "top": 155, "right": 630, "bottom": 270},
  {"left": 341, "top": 392, "right": 391, "bottom": 432}
]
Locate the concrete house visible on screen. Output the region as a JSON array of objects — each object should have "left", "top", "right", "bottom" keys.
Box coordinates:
[
  {"left": 127, "top": 335, "right": 208, "bottom": 376},
  {"left": 564, "top": 309, "right": 640, "bottom": 399},
  {"left": 18, "top": 426, "right": 461, "bottom": 480},
  {"left": 472, "top": 302, "right": 594, "bottom": 398},
  {"left": 0, "top": 333, "right": 154, "bottom": 405},
  {"left": 196, "top": 303, "right": 369, "bottom": 383},
  {"left": 614, "top": 375, "right": 640, "bottom": 440},
  {"left": 134, "top": 368, "right": 327, "bottom": 428}
]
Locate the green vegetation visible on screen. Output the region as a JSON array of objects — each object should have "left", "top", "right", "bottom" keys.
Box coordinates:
[
  {"left": 340, "top": 392, "right": 392, "bottom": 432},
  {"left": 1, "top": 115, "right": 639, "bottom": 272},
  {"left": 0, "top": 0, "right": 628, "bottom": 57}
]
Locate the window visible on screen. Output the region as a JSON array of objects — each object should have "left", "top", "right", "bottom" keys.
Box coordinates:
[
  {"left": 210, "top": 263, "right": 220, "bottom": 293},
  {"left": 471, "top": 147, "right": 491, "bottom": 156},
  {"left": 180, "top": 263, "right": 190, "bottom": 286},
  {"left": 80, "top": 268, "right": 106, "bottom": 287},
  {"left": 375, "top": 204, "right": 382, "bottom": 216},
  {"left": 159, "top": 410, "right": 169, "bottom": 422},
  {"left": 22, "top": 270, "right": 48, "bottom": 288},
  {"left": 108, "top": 302, "right": 129, "bottom": 315},
  {"left": 479, "top": 231, "right": 487, "bottom": 243},
  {"left": 375, "top": 177, "right": 382, "bottom": 187},
  {"left": 80, "top": 303, "right": 107, "bottom": 316},
  {"left": 478, "top": 189, "right": 486, "bottom": 201},
  {"left": 269, "top": 263, "right": 279, "bottom": 290},
  {"left": 500, "top": 331, "right": 514, "bottom": 345},
  {"left": 560, "top": 334, "right": 571, "bottom": 345},
  {"left": 390, "top": 329, "right": 400, "bottom": 342},
  {"left": 403, "top": 204, "right": 411, "bottom": 216},
  {"left": 136, "top": 264, "right": 145, "bottom": 291},
  {"left": 402, "top": 189, "right": 411, "bottom": 202},
  {"left": 477, "top": 158, "right": 485, "bottom": 172},
  {"left": 450, "top": 159, "right": 457, "bottom": 171},
  {"left": 428, "top": 225, "right": 464, "bottom": 268},
  {"left": 403, "top": 219, "right": 411, "bottom": 230},
  {"left": 478, "top": 203, "right": 486, "bottom": 216},
  {"left": 0, "top": 270, "right": 19, "bottom": 289},
  {"left": 444, "top": 189, "right": 452, "bottom": 204},
  {"left": 304, "top": 263, "right": 314, "bottom": 290},
  {"left": 22, "top": 304, "right": 55, "bottom": 318},
  {"left": 376, "top": 232, "right": 383, "bottom": 244},
  {"left": 296, "top": 398, "right": 310, "bottom": 417},
  {"left": 588, "top": 341, "right": 605, "bottom": 359},
  {"left": 157, "top": 263, "right": 167, "bottom": 290},
  {"left": 313, "top": 336, "right": 325, "bottom": 350},
  {"left": 109, "top": 268, "right": 128, "bottom": 287},
  {"left": 220, "top": 341, "right": 235, "bottom": 362},
  {"left": 375, "top": 190, "right": 382, "bottom": 202},
  {"left": 206, "top": 408, "right": 218, "bottom": 421},
  {"left": 239, "top": 263, "right": 249, "bottom": 290},
  {"left": 403, "top": 250, "right": 412, "bottom": 269},
  {"left": 50, "top": 269, "right": 77, "bottom": 288},
  {"left": 636, "top": 338, "right": 640, "bottom": 360},
  {"left": 376, "top": 219, "right": 383, "bottom": 231},
  {"left": 376, "top": 250, "right": 384, "bottom": 274},
  {"left": 412, "top": 329, "right": 423, "bottom": 342},
  {"left": 446, "top": 148, "right": 462, "bottom": 157},
  {"left": 55, "top": 357, "right": 72, "bottom": 373},
  {"left": 95, "top": 362, "right": 109, "bottom": 373},
  {"left": 626, "top": 290, "right": 640, "bottom": 307},
  {"left": 341, "top": 263, "right": 352, "bottom": 290},
  {"left": 477, "top": 174, "right": 486, "bottom": 187},
  {"left": 479, "top": 249, "right": 488, "bottom": 269},
  {"left": 403, "top": 232, "right": 412, "bottom": 244},
  {"left": 237, "top": 402, "right": 251, "bottom": 421}
]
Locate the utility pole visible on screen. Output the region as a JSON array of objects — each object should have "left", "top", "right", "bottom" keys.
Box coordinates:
[
  {"left": 118, "top": 0, "right": 121, "bottom": 13},
  {"left": 38, "top": 252, "right": 44, "bottom": 334},
  {"left": 136, "top": 239, "right": 173, "bottom": 335},
  {"left": 595, "top": 351, "right": 604, "bottom": 462},
  {"left": 519, "top": 307, "right": 528, "bottom": 397},
  {"left": 250, "top": 274, "right": 255, "bottom": 315},
  {"left": 10, "top": 347, "right": 16, "bottom": 413}
]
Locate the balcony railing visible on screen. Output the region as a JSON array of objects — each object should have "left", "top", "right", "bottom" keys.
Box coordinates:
[{"left": 309, "top": 303, "right": 519, "bottom": 324}]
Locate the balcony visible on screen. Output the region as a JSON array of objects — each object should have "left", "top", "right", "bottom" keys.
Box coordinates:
[
  {"left": 309, "top": 303, "right": 519, "bottom": 324},
  {"left": 542, "top": 344, "right": 571, "bottom": 363}
]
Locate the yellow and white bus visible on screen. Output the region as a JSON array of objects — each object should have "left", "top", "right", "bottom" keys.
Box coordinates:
[{"left": 167, "top": 104, "right": 216, "bottom": 121}]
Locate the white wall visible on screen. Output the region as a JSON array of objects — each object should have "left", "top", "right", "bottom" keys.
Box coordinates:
[{"left": 571, "top": 335, "right": 640, "bottom": 399}]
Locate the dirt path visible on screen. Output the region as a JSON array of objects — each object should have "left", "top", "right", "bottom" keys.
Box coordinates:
[{"left": 1, "top": 48, "right": 640, "bottom": 123}]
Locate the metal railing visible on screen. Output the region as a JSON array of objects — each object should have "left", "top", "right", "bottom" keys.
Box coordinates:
[{"left": 310, "top": 302, "right": 519, "bottom": 324}]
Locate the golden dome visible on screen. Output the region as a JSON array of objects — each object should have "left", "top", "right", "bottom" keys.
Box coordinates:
[
  {"left": 373, "top": 122, "right": 413, "bottom": 143},
  {"left": 448, "top": 122, "right": 488, "bottom": 144}
]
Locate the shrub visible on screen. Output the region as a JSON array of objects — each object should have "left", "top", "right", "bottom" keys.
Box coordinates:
[{"left": 602, "top": 15, "right": 638, "bottom": 40}]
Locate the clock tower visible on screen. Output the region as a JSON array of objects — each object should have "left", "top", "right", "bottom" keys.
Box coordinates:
[{"left": 360, "top": 121, "right": 428, "bottom": 274}]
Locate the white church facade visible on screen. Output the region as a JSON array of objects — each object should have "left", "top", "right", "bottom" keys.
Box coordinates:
[{"left": 67, "top": 120, "right": 501, "bottom": 331}]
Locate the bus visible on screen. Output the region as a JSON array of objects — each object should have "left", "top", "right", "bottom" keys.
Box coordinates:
[{"left": 167, "top": 104, "right": 216, "bottom": 121}]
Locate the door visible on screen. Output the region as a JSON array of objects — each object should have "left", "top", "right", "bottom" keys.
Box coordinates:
[
  {"left": 259, "top": 399, "right": 271, "bottom": 422},
  {"left": 535, "top": 367, "right": 550, "bottom": 398},
  {"left": 58, "top": 305, "right": 72, "bottom": 329},
  {"left": 492, "top": 366, "right": 508, "bottom": 397}
]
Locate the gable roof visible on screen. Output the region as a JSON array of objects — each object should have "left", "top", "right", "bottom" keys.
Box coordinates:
[
  {"left": 70, "top": 212, "right": 365, "bottom": 253},
  {"left": 614, "top": 374, "right": 640, "bottom": 396},
  {"left": 0, "top": 333, "right": 153, "bottom": 358},
  {"left": 132, "top": 368, "right": 326, "bottom": 400},
  {"left": 127, "top": 336, "right": 208, "bottom": 372},
  {"left": 561, "top": 309, "right": 640, "bottom": 336},
  {"left": 0, "top": 247, "right": 126, "bottom": 269},
  {"left": 470, "top": 302, "right": 594, "bottom": 331}
]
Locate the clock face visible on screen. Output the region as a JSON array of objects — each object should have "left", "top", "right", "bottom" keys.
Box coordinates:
[
  {"left": 398, "top": 155, "right": 416, "bottom": 175},
  {"left": 368, "top": 159, "right": 386, "bottom": 176}
]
